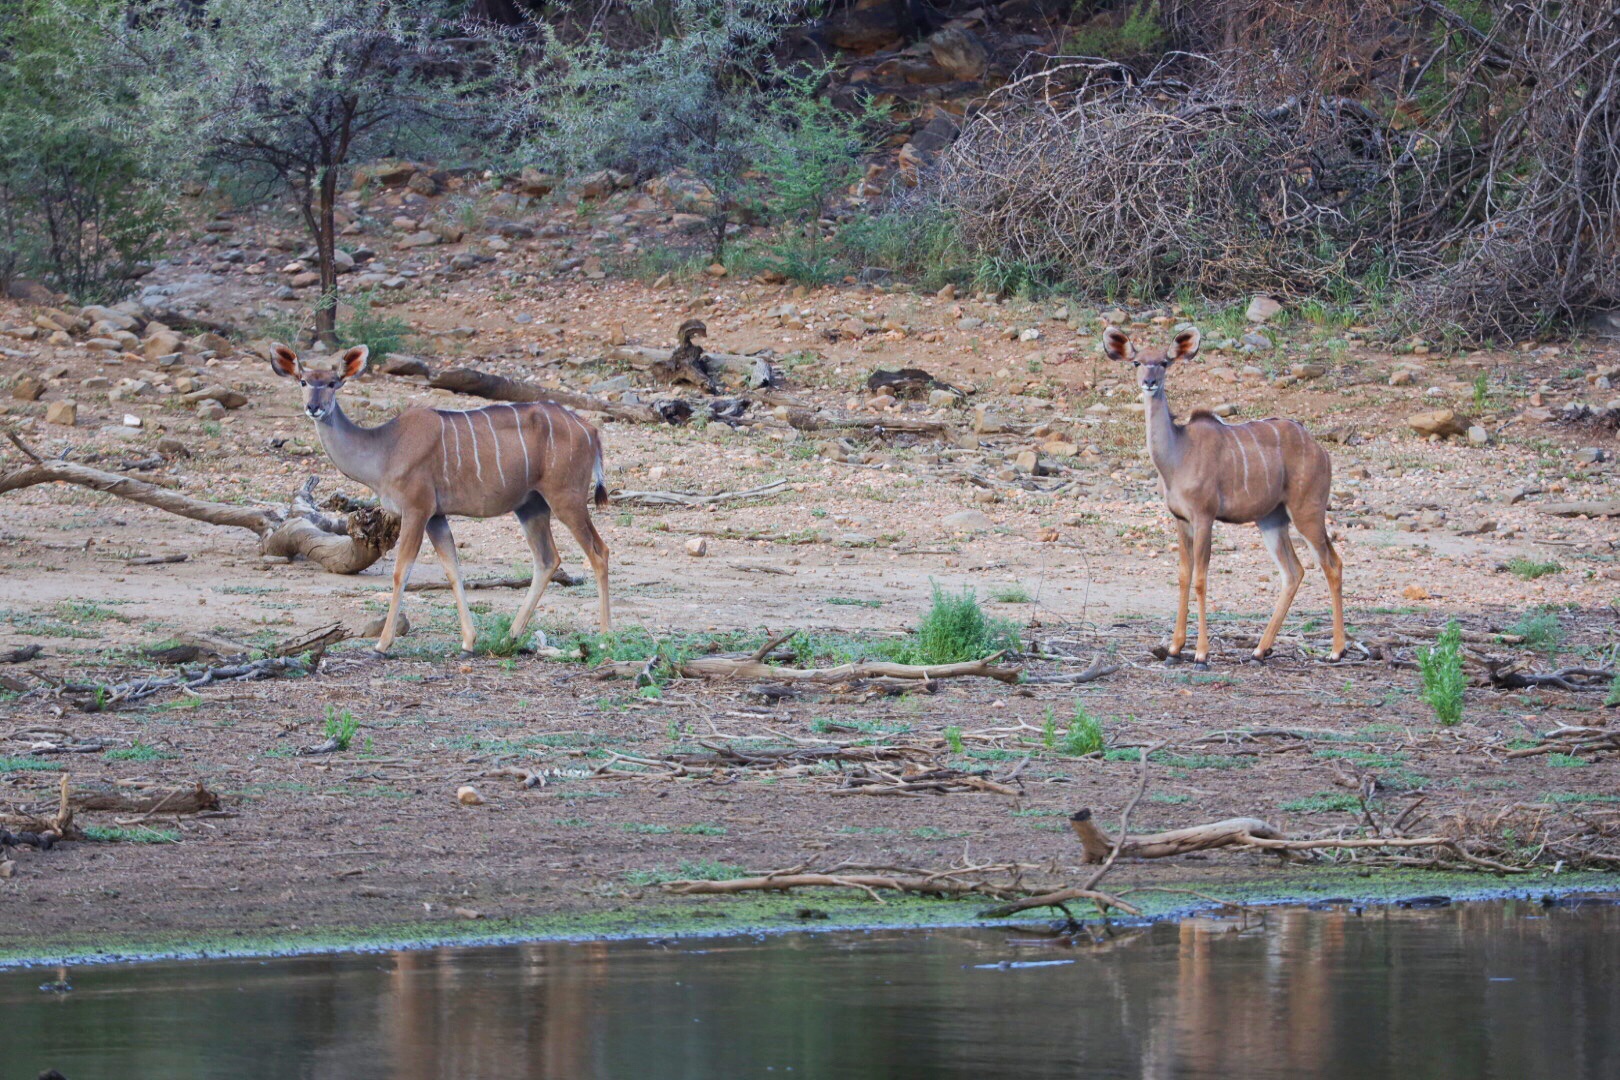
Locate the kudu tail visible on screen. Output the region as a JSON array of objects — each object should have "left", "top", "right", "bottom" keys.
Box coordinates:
[{"left": 592, "top": 437, "right": 608, "bottom": 508}]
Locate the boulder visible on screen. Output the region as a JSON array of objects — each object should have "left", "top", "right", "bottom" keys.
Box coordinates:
[
  {"left": 183, "top": 385, "right": 249, "bottom": 410},
  {"left": 928, "top": 27, "right": 989, "bottom": 79},
  {"left": 44, "top": 399, "right": 77, "bottom": 426},
  {"left": 11, "top": 375, "right": 45, "bottom": 401},
  {"left": 1407, "top": 409, "right": 1471, "bottom": 438},
  {"left": 942, "top": 509, "right": 993, "bottom": 532},
  {"left": 1246, "top": 296, "right": 1283, "bottom": 322}
]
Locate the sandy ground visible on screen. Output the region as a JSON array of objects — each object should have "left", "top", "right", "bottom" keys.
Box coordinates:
[{"left": 0, "top": 203, "right": 1617, "bottom": 954}]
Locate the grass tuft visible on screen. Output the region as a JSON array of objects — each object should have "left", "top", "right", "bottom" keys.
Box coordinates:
[
  {"left": 1505, "top": 557, "right": 1563, "bottom": 581},
  {"left": 1061, "top": 705, "right": 1105, "bottom": 756},
  {"left": 1418, "top": 620, "right": 1466, "bottom": 726},
  {"left": 323, "top": 706, "right": 359, "bottom": 751},
  {"left": 910, "top": 584, "right": 1020, "bottom": 665}
]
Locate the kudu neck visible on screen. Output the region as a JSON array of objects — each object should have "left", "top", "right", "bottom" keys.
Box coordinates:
[
  {"left": 314, "top": 399, "right": 391, "bottom": 491},
  {"left": 1143, "top": 388, "right": 1186, "bottom": 475}
]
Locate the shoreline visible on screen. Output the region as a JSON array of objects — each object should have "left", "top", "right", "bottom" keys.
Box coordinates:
[{"left": 6, "top": 869, "right": 1613, "bottom": 974}]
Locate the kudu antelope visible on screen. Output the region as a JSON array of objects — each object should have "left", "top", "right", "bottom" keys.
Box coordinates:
[
  {"left": 1104, "top": 326, "right": 1346, "bottom": 668},
  {"left": 271, "top": 344, "right": 611, "bottom": 656}
]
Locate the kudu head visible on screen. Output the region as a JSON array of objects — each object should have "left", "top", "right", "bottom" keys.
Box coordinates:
[
  {"left": 269, "top": 344, "right": 369, "bottom": 421},
  {"left": 1102, "top": 326, "right": 1201, "bottom": 399}
]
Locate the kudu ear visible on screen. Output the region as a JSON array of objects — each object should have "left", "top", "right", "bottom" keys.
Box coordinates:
[
  {"left": 269, "top": 343, "right": 302, "bottom": 379},
  {"left": 1102, "top": 327, "right": 1135, "bottom": 364},
  {"left": 1168, "top": 327, "right": 1201, "bottom": 366},
  {"left": 338, "top": 345, "right": 369, "bottom": 380}
]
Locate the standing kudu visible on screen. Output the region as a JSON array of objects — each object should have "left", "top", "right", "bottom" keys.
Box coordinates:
[
  {"left": 1104, "top": 326, "right": 1345, "bottom": 668},
  {"left": 271, "top": 344, "right": 610, "bottom": 656}
]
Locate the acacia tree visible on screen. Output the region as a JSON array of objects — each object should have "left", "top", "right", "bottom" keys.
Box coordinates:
[{"left": 115, "top": 1, "right": 513, "bottom": 343}]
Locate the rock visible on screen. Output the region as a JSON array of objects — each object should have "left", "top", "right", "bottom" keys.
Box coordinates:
[
  {"left": 936, "top": 283, "right": 956, "bottom": 301},
  {"left": 194, "top": 332, "right": 233, "bottom": 356},
  {"left": 11, "top": 375, "right": 45, "bottom": 401},
  {"left": 1291, "top": 363, "right": 1328, "bottom": 380},
  {"left": 1042, "top": 440, "right": 1079, "bottom": 457},
  {"left": 143, "top": 330, "right": 185, "bottom": 360},
  {"left": 122, "top": 413, "right": 143, "bottom": 428},
  {"left": 80, "top": 376, "right": 111, "bottom": 391},
  {"left": 195, "top": 399, "right": 227, "bottom": 422},
  {"left": 684, "top": 537, "right": 708, "bottom": 557},
  {"left": 359, "top": 611, "right": 408, "bottom": 638},
  {"left": 515, "top": 167, "right": 558, "bottom": 196},
  {"left": 1240, "top": 331, "right": 1273, "bottom": 351},
  {"left": 456, "top": 785, "right": 486, "bottom": 807},
  {"left": 183, "top": 385, "right": 249, "bottom": 410},
  {"left": 1575, "top": 447, "right": 1609, "bottom": 464},
  {"left": 972, "top": 405, "right": 1007, "bottom": 434},
  {"left": 1467, "top": 425, "right": 1491, "bottom": 446},
  {"left": 1406, "top": 409, "right": 1471, "bottom": 438},
  {"left": 405, "top": 171, "right": 438, "bottom": 197},
  {"left": 942, "top": 509, "right": 993, "bottom": 532},
  {"left": 44, "top": 400, "right": 77, "bottom": 426},
  {"left": 956, "top": 316, "right": 983, "bottom": 330},
  {"left": 1100, "top": 308, "right": 1129, "bottom": 325},
  {"left": 290, "top": 271, "right": 321, "bottom": 288},
  {"left": 156, "top": 437, "right": 191, "bottom": 457},
  {"left": 80, "top": 305, "right": 139, "bottom": 332},
  {"left": 928, "top": 27, "right": 989, "bottom": 79},
  {"left": 399, "top": 230, "right": 439, "bottom": 248},
  {"left": 826, "top": 7, "right": 907, "bottom": 51},
  {"left": 705, "top": 262, "right": 728, "bottom": 278},
  {"left": 380, "top": 353, "right": 431, "bottom": 377},
  {"left": 577, "top": 170, "right": 620, "bottom": 200},
  {"left": 1211, "top": 402, "right": 1239, "bottom": 417},
  {"left": 1389, "top": 369, "right": 1416, "bottom": 387},
  {"left": 928, "top": 388, "right": 959, "bottom": 409},
  {"left": 1013, "top": 449, "right": 1040, "bottom": 473},
  {"left": 1246, "top": 296, "right": 1283, "bottom": 322},
  {"left": 1018, "top": 327, "right": 1041, "bottom": 342}
]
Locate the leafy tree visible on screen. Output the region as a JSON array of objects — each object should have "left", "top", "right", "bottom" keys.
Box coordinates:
[
  {"left": 114, "top": 1, "right": 515, "bottom": 343},
  {"left": 0, "top": 1, "right": 166, "bottom": 300},
  {"left": 516, "top": 0, "right": 799, "bottom": 258}
]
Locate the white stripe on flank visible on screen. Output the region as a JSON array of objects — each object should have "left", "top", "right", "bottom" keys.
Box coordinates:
[
  {"left": 482, "top": 408, "right": 505, "bottom": 485},
  {"left": 540, "top": 405, "right": 555, "bottom": 459},
  {"left": 446, "top": 410, "right": 463, "bottom": 474},
  {"left": 1232, "top": 425, "right": 1252, "bottom": 494},
  {"left": 505, "top": 403, "right": 532, "bottom": 483},
  {"left": 462, "top": 411, "right": 483, "bottom": 482}
]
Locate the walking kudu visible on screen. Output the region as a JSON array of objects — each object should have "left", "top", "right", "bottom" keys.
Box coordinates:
[
  {"left": 271, "top": 344, "right": 611, "bottom": 656},
  {"left": 1103, "top": 326, "right": 1346, "bottom": 668}
]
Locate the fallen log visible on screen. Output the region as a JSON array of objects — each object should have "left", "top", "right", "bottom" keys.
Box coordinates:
[
  {"left": 428, "top": 367, "right": 664, "bottom": 424},
  {"left": 2, "top": 775, "right": 80, "bottom": 841},
  {"left": 677, "top": 633, "right": 1019, "bottom": 684},
  {"left": 612, "top": 480, "right": 790, "bottom": 506},
  {"left": 606, "top": 343, "right": 776, "bottom": 390},
  {"left": 2, "top": 644, "right": 43, "bottom": 664},
  {"left": 406, "top": 568, "right": 581, "bottom": 592},
  {"left": 1533, "top": 500, "right": 1620, "bottom": 518},
  {"left": 0, "top": 464, "right": 398, "bottom": 574},
  {"left": 63, "top": 780, "right": 221, "bottom": 815},
  {"left": 661, "top": 871, "right": 1020, "bottom": 904},
  {"left": 976, "top": 887, "right": 1141, "bottom": 919},
  {"left": 1023, "top": 655, "right": 1119, "bottom": 684},
  {"left": 1068, "top": 808, "right": 1285, "bottom": 863},
  {"left": 1485, "top": 662, "right": 1615, "bottom": 692},
  {"left": 781, "top": 407, "right": 953, "bottom": 437}
]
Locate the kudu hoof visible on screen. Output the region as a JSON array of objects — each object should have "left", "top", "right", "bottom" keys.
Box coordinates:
[
  {"left": 365, "top": 648, "right": 392, "bottom": 662},
  {"left": 1327, "top": 651, "right": 1345, "bottom": 664},
  {"left": 1192, "top": 659, "right": 1210, "bottom": 672},
  {"left": 1163, "top": 651, "right": 1184, "bottom": 667},
  {"left": 458, "top": 649, "right": 478, "bottom": 661},
  {"left": 1248, "top": 650, "right": 1271, "bottom": 665}
]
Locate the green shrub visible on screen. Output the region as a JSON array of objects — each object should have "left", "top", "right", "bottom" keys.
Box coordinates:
[
  {"left": 337, "top": 289, "right": 415, "bottom": 357},
  {"left": 473, "top": 612, "right": 533, "bottom": 658},
  {"left": 910, "top": 584, "right": 1020, "bottom": 665},
  {"left": 1506, "top": 609, "right": 1565, "bottom": 654},
  {"left": 1418, "top": 621, "right": 1466, "bottom": 726},
  {"left": 323, "top": 705, "right": 359, "bottom": 750},
  {"left": 1062, "top": 706, "right": 1105, "bottom": 756},
  {"left": 1067, "top": 1, "right": 1167, "bottom": 57}
]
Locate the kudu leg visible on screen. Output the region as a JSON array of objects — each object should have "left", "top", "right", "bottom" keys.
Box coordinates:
[
  {"left": 1190, "top": 518, "right": 1214, "bottom": 668},
  {"left": 509, "top": 493, "right": 561, "bottom": 644},
  {"left": 425, "top": 516, "right": 478, "bottom": 656},
  {"left": 553, "top": 500, "right": 611, "bottom": 632},
  {"left": 1295, "top": 514, "right": 1347, "bottom": 661},
  {"left": 1254, "top": 510, "right": 1304, "bottom": 661},
  {"left": 376, "top": 510, "right": 429, "bottom": 655},
  {"left": 1167, "top": 518, "right": 1194, "bottom": 661}
]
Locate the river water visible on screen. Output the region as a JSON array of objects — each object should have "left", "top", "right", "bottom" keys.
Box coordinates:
[{"left": 4, "top": 898, "right": 1615, "bottom": 1079}]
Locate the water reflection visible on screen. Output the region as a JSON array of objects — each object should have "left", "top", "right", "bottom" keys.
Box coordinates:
[{"left": 3, "top": 900, "right": 1614, "bottom": 1079}]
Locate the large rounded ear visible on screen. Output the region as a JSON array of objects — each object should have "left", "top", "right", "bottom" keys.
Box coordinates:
[
  {"left": 269, "top": 343, "right": 301, "bottom": 379},
  {"left": 338, "top": 345, "right": 369, "bottom": 380},
  {"left": 1102, "top": 326, "right": 1135, "bottom": 364},
  {"left": 1168, "top": 327, "right": 1201, "bottom": 366}
]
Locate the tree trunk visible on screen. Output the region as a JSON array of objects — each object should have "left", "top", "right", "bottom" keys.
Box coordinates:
[{"left": 315, "top": 166, "right": 340, "bottom": 347}]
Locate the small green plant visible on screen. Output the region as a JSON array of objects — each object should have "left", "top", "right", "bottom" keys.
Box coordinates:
[
  {"left": 1505, "top": 557, "right": 1563, "bottom": 581},
  {"left": 1606, "top": 671, "right": 1620, "bottom": 708},
  {"left": 1472, "top": 371, "right": 1491, "bottom": 410},
  {"left": 105, "top": 740, "right": 173, "bottom": 762},
  {"left": 1279, "top": 793, "right": 1362, "bottom": 814},
  {"left": 338, "top": 289, "right": 415, "bottom": 357},
  {"left": 911, "top": 584, "right": 1020, "bottom": 665},
  {"left": 83, "top": 825, "right": 180, "bottom": 844},
  {"left": 623, "top": 859, "right": 748, "bottom": 887},
  {"left": 1068, "top": 2, "right": 1166, "bottom": 58},
  {"left": 1506, "top": 609, "right": 1565, "bottom": 654},
  {"left": 1546, "top": 753, "right": 1590, "bottom": 768},
  {"left": 473, "top": 611, "right": 533, "bottom": 657},
  {"left": 678, "top": 823, "right": 727, "bottom": 836},
  {"left": 1418, "top": 620, "right": 1466, "bottom": 726},
  {"left": 1041, "top": 709, "right": 1057, "bottom": 749},
  {"left": 989, "top": 585, "right": 1032, "bottom": 604},
  {"left": 944, "top": 726, "right": 964, "bottom": 753},
  {"left": 0, "top": 755, "right": 61, "bottom": 773},
  {"left": 1062, "top": 706, "right": 1105, "bottom": 756},
  {"left": 323, "top": 706, "right": 359, "bottom": 750}
]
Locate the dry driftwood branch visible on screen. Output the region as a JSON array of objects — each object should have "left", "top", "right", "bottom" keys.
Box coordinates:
[
  {"left": 1022, "top": 655, "right": 1120, "bottom": 685},
  {"left": 0, "top": 463, "right": 398, "bottom": 574},
  {"left": 607, "top": 343, "right": 776, "bottom": 391},
  {"left": 428, "top": 367, "right": 664, "bottom": 424},
  {"left": 1069, "top": 809, "right": 1286, "bottom": 863},
  {"left": 1485, "top": 662, "right": 1615, "bottom": 693},
  {"left": 406, "top": 567, "right": 581, "bottom": 592},
  {"left": 64, "top": 654, "right": 319, "bottom": 708},
  {"left": 781, "top": 406, "right": 953, "bottom": 437},
  {"left": 2, "top": 644, "right": 43, "bottom": 664},
  {"left": 1, "top": 775, "right": 81, "bottom": 842},
  {"left": 832, "top": 766, "right": 1021, "bottom": 797},
  {"left": 611, "top": 480, "right": 790, "bottom": 506},
  {"left": 677, "top": 649, "right": 1020, "bottom": 684},
  {"left": 1534, "top": 500, "right": 1620, "bottom": 518},
  {"left": 64, "top": 780, "right": 221, "bottom": 815}
]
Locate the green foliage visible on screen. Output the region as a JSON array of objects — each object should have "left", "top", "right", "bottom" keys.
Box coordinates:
[
  {"left": 1546, "top": 753, "right": 1590, "bottom": 768},
  {"left": 623, "top": 859, "right": 749, "bottom": 886},
  {"left": 944, "top": 726, "right": 964, "bottom": 754},
  {"left": 835, "top": 203, "right": 971, "bottom": 289},
  {"left": 1506, "top": 609, "right": 1565, "bottom": 654},
  {"left": 0, "top": 755, "right": 61, "bottom": 773},
  {"left": 911, "top": 584, "right": 1020, "bottom": 665},
  {"left": 105, "top": 740, "right": 174, "bottom": 762},
  {"left": 323, "top": 706, "right": 359, "bottom": 751},
  {"left": 1418, "top": 621, "right": 1466, "bottom": 726},
  {"left": 1606, "top": 671, "right": 1620, "bottom": 708},
  {"left": 0, "top": 0, "right": 167, "bottom": 300},
  {"left": 1061, "top": 706, "right": 1105, "bottom": 756},
  {"left": 83, "top": 825, "right": 180, "bottom": 844},
  {"left": 338, "top": 290, "right": 415, "bottom": 357},
  {"left": 1067, "top": 1, "right": 1167, "bottom": 57},
  {"left": 1472, "top": 371, "right": 1491, "bottom": 410},
  {"left": 474, "top": 612, "right": 534, "bottom": 658},
  {"left": 988, "top": 585, "right": 1032, "bottom": 604},
  {"left": 1279, "top": 793, "right": 1362, "bottom": 814},
  {"left": 1505, "top": 557, "right": 1563, "bottom": 581}
]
